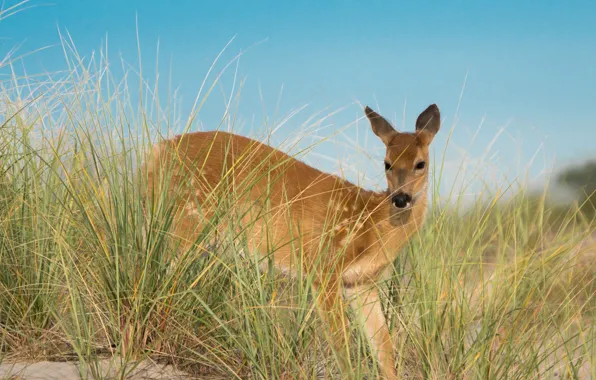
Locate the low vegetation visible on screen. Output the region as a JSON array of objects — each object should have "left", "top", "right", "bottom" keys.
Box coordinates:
[{"left": 0, "top": 37, "right": 594, "bottom": 379}]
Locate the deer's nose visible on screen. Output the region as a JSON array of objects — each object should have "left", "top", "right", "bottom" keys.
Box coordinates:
[{"left": 392, "top": 192, "right": 412, "bottom": 208}]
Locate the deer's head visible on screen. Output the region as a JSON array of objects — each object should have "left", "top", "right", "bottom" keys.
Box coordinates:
[{"left": 365, "top": 104, "right": 441, "bottom": 215}]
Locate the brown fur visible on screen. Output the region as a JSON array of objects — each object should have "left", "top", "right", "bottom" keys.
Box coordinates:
[{"left": 143, "top": 104, "right": 441, "bottom": 379}]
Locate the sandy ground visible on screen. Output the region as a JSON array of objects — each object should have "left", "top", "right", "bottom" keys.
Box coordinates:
[
  {"left": 0, "top": 359, "right": 192, "bottom": 379},
  {"left": 1, "top": 360, "right": 591, "bottom": 379}
]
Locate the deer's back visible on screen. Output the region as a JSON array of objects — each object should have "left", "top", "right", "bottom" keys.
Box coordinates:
[{"left": 147, "top": 131, "right": 368, "bottom": 255}]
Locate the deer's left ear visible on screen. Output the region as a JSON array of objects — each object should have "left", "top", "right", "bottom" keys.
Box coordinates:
[{"left": 415, "top": 104, "right": 441, "bottom": 139}]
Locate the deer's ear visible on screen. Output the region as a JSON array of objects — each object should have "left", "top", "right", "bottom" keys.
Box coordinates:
[
  {"left": 365, "top": 106, "right": 397, "bottom": 145},
  {"left": 415, "top": 104, "right": 441, "bottom": 137}
]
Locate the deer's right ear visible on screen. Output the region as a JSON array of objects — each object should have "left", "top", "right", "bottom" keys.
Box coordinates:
[{"left": 365, "top": 106, "right": 397, "bottom": 145}]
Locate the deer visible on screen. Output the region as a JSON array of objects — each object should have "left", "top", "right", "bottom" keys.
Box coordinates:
[{"left": 143, "top": 103, "right": 441, "bottom": 379}]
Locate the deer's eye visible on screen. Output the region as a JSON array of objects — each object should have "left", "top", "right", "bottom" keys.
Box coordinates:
[
  {"left": 384, "top": 161, "right": 392, "bottom": 171},
  {"left": 415, "top": 161, "right": 426, "bottom": 170}
]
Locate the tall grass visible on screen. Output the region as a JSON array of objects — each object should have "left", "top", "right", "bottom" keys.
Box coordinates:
[{"left": 0, "top": 36, "right": 594, "bottom": 379}]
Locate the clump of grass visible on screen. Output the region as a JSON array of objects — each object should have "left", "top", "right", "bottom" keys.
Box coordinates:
[
  {"left": 0, "top": 34, "right": 593, "bottom": 380},
  {"left": 389, "top": 188, "right": 594, "bottom": 378}
]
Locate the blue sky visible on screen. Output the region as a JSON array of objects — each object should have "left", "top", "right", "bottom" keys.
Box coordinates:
[{"left": 3, "top": 0, "right": 596, "bottom": 199}]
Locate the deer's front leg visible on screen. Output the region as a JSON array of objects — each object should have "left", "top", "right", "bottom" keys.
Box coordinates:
[{"left": 345, "top": 284, "right": 397, "bottom": 380}]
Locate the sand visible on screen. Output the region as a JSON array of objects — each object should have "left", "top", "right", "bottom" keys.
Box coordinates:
[{"left": 0, "top": 359, "right": 192, "bottom": 379}]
